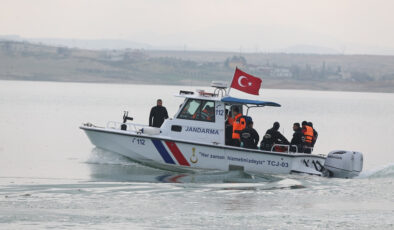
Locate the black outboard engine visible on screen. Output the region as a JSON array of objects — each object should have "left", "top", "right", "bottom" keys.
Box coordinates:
[
  {"left": 323, "top": 150, "right": 363, "bottom": 178},
  {"left": 121, "top": 111, "right": 133, "bottom": 130}
]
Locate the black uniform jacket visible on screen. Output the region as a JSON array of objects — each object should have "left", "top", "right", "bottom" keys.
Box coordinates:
[
  {"left": 290, "top": 129, "right": 304, "bottom": 152},
  {"left": 260, "top": 128, "right": 289, "bottom": 150},
  {"left": 149, "top": 106, "right": 169, "bottom": 127},
  {"left": 239, "top": 127, "right": 260, "bottom": 149}
]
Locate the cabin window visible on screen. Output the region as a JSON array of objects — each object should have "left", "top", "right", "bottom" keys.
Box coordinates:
[
  {"left": 200, "top": 101, "right": 215, "bottom": 122},
  {"left": 178, "top": 99, "right": 215, "bottom": 122},
  {"left": 178, "top": 99, "right": 200, "bottom": 119}
]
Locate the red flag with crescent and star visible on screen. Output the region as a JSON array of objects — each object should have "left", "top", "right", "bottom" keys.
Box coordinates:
[{"left": 230, "top": 68, "right": 262, "bottom": 95}]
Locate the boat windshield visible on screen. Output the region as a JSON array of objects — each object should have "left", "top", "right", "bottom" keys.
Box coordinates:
[{"left": 178, "top": 99, "right": 215, "bottom": 122}]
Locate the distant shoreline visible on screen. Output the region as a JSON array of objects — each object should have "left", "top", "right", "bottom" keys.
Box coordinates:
[
  {"left": 1, "top": 40, "right": 393, "bottom": 93},
  {"left": 2, "top": 78, "right": 393, "bottom": 94}
]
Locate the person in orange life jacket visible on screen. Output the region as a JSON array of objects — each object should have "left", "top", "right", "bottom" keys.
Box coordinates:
[
  {"left": 260, "top": 122, "right": 289, "bottom": 151},
  {"left": 238, "top": 118, "right": 259, "bottom": 149},
  {"left": 302, "top": 121, "right": 314, "bottom": 153},
  {"left": 149, "top": 99, "right": 169, "bottom": 128},
  {"left": 309, "top": 122, "right": 318, "bottom": 147},
  {"left": 231, "top": 107, "right": 246, "bottom": 147}
]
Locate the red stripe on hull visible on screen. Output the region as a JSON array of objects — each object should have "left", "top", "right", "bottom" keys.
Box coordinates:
[{"left": 165, "top": 141, "right": 190, "bottom": 166}]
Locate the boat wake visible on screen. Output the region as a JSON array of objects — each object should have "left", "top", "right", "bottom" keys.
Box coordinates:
[
  {"left": 86, "top": 148, "right": 137, "bottom": 166},
  {"left": 358, "top": 163, "right": 394, "bottom": 179}
]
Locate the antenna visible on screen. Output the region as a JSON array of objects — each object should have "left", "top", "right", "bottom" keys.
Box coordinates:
[{"left": 211, "top": 81, "right": 228, "bottom": 97}]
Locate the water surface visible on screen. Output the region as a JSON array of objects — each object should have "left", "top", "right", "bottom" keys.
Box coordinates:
[{"left": 0, "top": 80, "right": 393, "bottom": 229}]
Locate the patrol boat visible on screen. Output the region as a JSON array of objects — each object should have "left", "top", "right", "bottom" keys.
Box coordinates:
[{"left": 80, "top": 82, "right": 363, "bottom": 178}]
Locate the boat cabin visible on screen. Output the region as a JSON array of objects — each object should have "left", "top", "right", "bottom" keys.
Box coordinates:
[{"left": 160, "top": 83, "right": 281, "bottom": 146}]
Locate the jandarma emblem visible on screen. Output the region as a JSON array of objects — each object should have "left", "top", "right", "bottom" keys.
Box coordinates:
[{"left": 190, "top": 147, "right": 198, "bottom": 163}]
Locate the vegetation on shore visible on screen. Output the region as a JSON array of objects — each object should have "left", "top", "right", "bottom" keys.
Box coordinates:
[{"left": 1, "top": 40, "right": 393, "bottom": 92}]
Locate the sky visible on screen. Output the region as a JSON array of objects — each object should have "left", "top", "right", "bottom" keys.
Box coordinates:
[{"left": 1, "top": 0, "right": 394, "bottom": 54}]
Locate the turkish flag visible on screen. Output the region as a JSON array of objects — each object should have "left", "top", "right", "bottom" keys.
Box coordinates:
[{"left": 230, "top": 68, "right": 262, "bottom": 95}]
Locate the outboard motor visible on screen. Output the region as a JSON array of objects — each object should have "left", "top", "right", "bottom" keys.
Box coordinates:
[{"left": 323, "top": 150, "right": 363, "bottom": 178}]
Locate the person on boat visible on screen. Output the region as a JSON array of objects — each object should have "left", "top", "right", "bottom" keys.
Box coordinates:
[
  {"left": 290, "top": 122, "right": 303, "bottom": 152},
  {"left": 227, "top": 109, "right": 234, "bottom": 125},
  {"left": 201, "top": 105, "right": 214, "bottom": 121},
  {"left": 207, "top": 106, "right": 215, "bottom": 121},
  {"left": 178, "top": 103, "right": 191, "bottom": 119},
  {"left": 309, "top": 122, "right": 318, "bottom": 148},
  {"left": 225, "top": 109, "right": 233, "bottom": 145},
  {"left": 149, "top": 99, "right": 169, "bottom": 128},
  {"left": 238, "top": 118, "right": 259, "bottom": 149},
  {"left": 231, "top": 107, "right": 246, "bottom": 146},
  {"left": 302, "top": 121, "right": 314, "bottom": 153},
  {"left": 260, "top": 122, "right": 289, "bottom": 151}
]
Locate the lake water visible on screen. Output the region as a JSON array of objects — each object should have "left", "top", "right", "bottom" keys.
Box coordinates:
[{"left": 0, "top": 80, "right": 393, "bottom": 229}]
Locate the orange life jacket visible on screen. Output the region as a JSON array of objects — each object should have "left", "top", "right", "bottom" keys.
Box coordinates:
[
  {"left": 232, "top": 114, "right": 246, "bottom": 139},
  {"left": 228, "top": 116, "right": 235, "bottom": 125},
  {"left": 303, "top": 125, "right": 314, "bottom": 143}
]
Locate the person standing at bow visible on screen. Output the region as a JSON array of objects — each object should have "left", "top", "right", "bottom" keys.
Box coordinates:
[{"left": 149, "top": 99, "right": 169, "bottom": 128}]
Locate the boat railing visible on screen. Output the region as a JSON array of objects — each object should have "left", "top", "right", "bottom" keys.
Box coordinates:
[
  {"left": 271, "top": 144, "right": 314, "bottom": 154},
  {"left": 107, "top": 121, "right": 149, "bottom": 133},
  {"left": 270, "top": 144, "right": 298, "bottom": 154}
]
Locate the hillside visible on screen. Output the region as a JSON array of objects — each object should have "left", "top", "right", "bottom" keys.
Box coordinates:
[{"left": 1, "top": 40, "right": 393, "bottom": 92}]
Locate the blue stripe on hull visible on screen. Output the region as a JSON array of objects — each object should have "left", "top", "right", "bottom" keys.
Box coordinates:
[{"left": 151, "top": 139, "right": 175, "bottom": 164}]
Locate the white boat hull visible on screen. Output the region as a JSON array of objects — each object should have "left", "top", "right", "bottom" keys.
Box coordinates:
[{"left": 81, "top": 126, "right": 327, "bottom": 176}]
